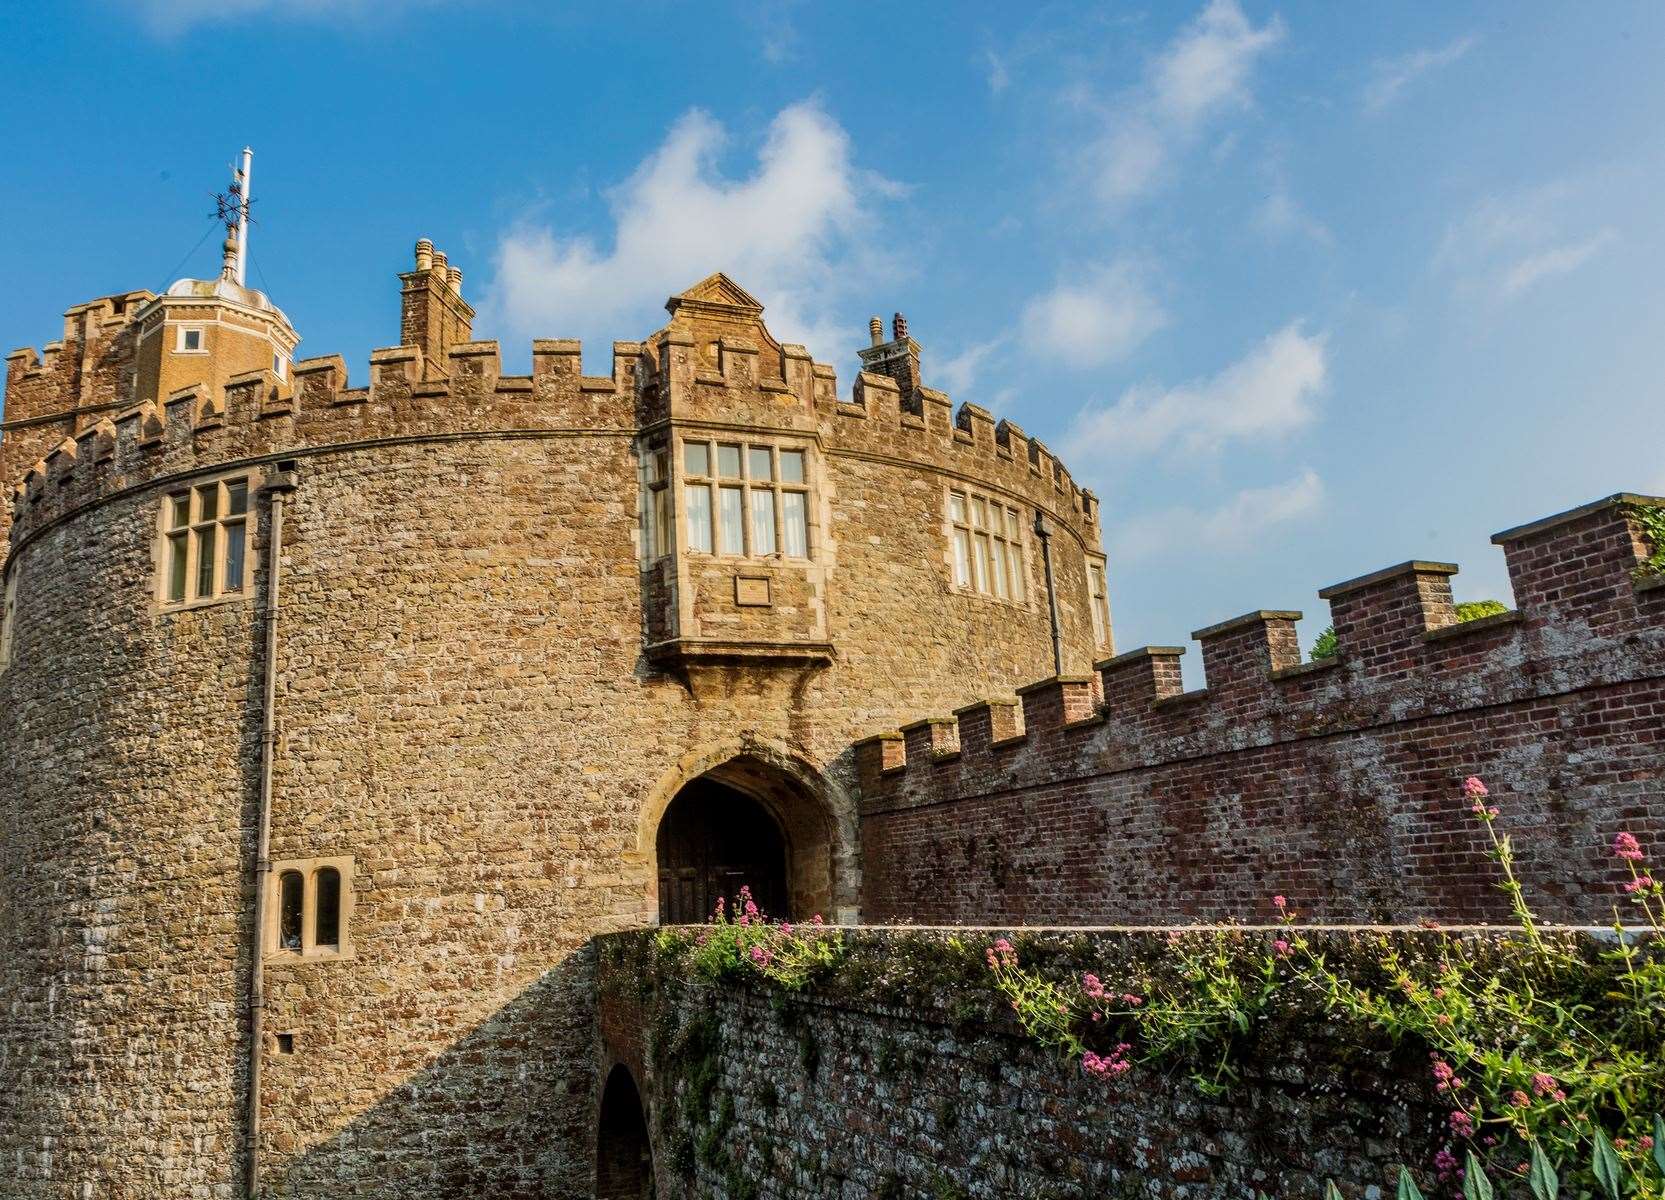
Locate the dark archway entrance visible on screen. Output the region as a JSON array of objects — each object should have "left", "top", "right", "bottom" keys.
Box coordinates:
[
  {"left": 655, "top": 779, "right": 789, "bottom": 924},
  {"left": 596, "top": 1065, "right": 654, "bottom": 1199}
]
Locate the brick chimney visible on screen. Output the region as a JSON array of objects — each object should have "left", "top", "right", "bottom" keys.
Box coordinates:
[
  {"left": 400, "top": 238, "right": 475, "bottom": 380},
  {"left": 857, "top": 311, "right": 925, "bottom": 414}
]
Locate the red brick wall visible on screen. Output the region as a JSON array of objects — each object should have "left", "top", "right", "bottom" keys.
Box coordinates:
[{"left": 857, "top": 495, "right": 1665, "bottom": 925}]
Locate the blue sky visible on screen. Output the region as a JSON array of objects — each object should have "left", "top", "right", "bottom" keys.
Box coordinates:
[{"left": 5, "top": 1, "right": 1665, "bottom": 674}]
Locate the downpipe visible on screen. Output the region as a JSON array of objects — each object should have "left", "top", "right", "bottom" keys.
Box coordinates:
[
  {"left": 1034, "top": 512, "right": 1064, "bottom": 677},
  {"left": 246, "top": 463, "right": 297, "bottom": 1199}
]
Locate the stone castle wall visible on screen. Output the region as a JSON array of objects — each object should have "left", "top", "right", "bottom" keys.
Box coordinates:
[
  {"left": 0, "top": 276, "right": 1106, "bottom": 1198},
  {"left": 856, "top": 494, "right": 1665, "bottom": 927},
  {"left": 595, "top": 928, "right": 1466, "bottom": 1200}
]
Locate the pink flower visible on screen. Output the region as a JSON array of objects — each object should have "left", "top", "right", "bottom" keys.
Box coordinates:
[
  {"left": 1613, "top": 832, "right": 1644, "bottom": 861},
  {"left": 1625, "top": 875, "right": 1657, "bottom": 894},
  {"left": 1641, "top": 1135, "right": 1655, "bottom": 1152},
  {"left": 780, "top": 922, "right": 793, "bottom": 936},
  {"left": 748, "top": 944, "right": 772, "bottom": 967},
  {"left": 1082, "top": 1044, "right": 1133, "bottom": 1080},
  {"left": 1082, "top": 973, "right": 1106, "bottom": 999},
  {"left": 1273, "top": 939, "right": 1291, "bottom": 957},
  {"left": 1450, "top": 1110, "right": 1475, "bottom": 1138},
  {"left": 1273, "top": 895, "right": 1287, "bottom": 910},
  {"left": 1464, "top": 777, "right": 1489, "bottom": 799},
  {"left": 1431, "top": 1058, "right": 1458, "bottom": 1093},
  {"left": 1434, "top": 1149, "right": 1459, "bottom": 1178},
  {"left": 1531, "top": 1072, "right": 1558, "bottom": 1096},
  {"left": 811, "top": 914, "right": 824, "bottom": 927},
  {"left": 1121, "top": 993, "right": 1144, "bottom": 1007},
  {"left": 1510, "top": 1090, "right": 1531, "bottom": 1109}
]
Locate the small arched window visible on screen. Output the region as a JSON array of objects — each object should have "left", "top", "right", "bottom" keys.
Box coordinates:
[
  {"left": 278, "top": 871, "right": 304, "bottom": 950},
  {"left": 314, "top": 867, "right": 342, "bottom": 949}
]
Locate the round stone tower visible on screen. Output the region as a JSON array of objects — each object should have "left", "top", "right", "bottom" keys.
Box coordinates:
[{"left": 0, "top": 245, "right": 1110, "bottom": 1197}]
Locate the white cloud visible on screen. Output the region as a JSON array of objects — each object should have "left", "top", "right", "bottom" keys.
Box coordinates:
[
  {"left": 1437, "top": 183, "right": 1618, "bottom": 302},
  {"left": 1021, "top": 262, "right": 1167, "bottom": 368},
  {"left": 983, "top": 50, "right": 1011, "bottom": 94},
  {"left": 1363, "top": 36, "right": 1477, "bottom": 113},
  {"left": 1499, "top": 231, "right": 1617, "bottom": 297},
  {"left": 1112, "top": 469, "right": 1325, "bottom": 561},
  {"left": 1152, "top": 0, "right": 1286, "bottom": 125},
  {"left": 935, "top": 336, "right": 1009, "bottom": 399},
  {"left": 1067, "top": 321, "right": 1327, "bottom": 459},
  {"left": 486, "top": 102, "right": 896, "bottom": 361},
  {"left": 1254, "top": 177, "right": 1333, "bottom": 246},
  {"left": 1088, "top": 0, "right": 1284, "bottom": 205}
]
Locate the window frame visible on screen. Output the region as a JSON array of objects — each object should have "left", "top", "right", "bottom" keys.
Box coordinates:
[
  {"left": 0, "top": 569, "right": 16, "bottom": 672},
  {"left": 158, "top": 472, "right": 254, "bottom": 612},
  {"left": 946, "top": 486, "right": 1028, "bottom": 606},
  {"left": 265, "top": 855, "right": 354, "bottom": 960},
  {"left": 174, "top": 325, "right": 206, "bottom": 354},
  {"left": 677, "top": 436, "right": 812, "bottom": 563},
  {"left": 1087, "top": 557, "right": 1112, "bottom": 649}
]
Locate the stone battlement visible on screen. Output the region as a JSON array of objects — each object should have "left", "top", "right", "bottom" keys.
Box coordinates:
[{"left": 6, "top": 316, "right": 1099, "bottom": 554}]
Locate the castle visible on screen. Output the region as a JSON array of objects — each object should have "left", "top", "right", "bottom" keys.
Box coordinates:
[{"left": 1, "top": 166, "right": 1661, "bottom": 1200}]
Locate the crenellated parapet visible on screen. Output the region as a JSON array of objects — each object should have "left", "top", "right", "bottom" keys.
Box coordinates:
[
  {"left": 856, "top": 493, "right": 1665, "bottom": 926},
  {"left": 5, "top": 264, "right": 1099, "bottom": 561}
]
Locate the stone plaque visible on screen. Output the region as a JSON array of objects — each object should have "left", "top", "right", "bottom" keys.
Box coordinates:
[{"left": 734, "top": 576, "right": 772, "bottom": 607}]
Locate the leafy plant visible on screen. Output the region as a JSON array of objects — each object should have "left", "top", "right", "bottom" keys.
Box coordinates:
[
  {"left": 1311, "top": 600, "right": 1508, "bottom": 662},
  {"left": 982, "top": 776, "right": 1665, "bottom": 1198},
  {"left": 656, "top": 885, "right": 845, "bottom": 990},
  {"left": 1633, "top": 503, "right": 1665, "bottom": 579}
]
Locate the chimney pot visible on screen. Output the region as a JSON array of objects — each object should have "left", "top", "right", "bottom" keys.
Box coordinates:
[
  {"left": 415, "top": 238, "right": 433, "bottom": 271},
  {"left": 893, "top": 312, "right": 908, "bottom": 342},
  {"left": 868, "top": 316, "right": 883, "bottom": 346},
  {"left": 447, "top": 267, "right": 462, "bottom": 297},
  {"left": 432, "top": 249, "right": 448, "bottom": 275}
]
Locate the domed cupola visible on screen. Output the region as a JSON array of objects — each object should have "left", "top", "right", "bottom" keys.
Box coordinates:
[{"left": 129, "top": 148, "right": 300, "bottom": 407}]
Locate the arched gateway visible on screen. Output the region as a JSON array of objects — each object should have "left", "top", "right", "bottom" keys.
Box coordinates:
[
  {"left": 595, "top": 1065, "right": 654, "bottom": 1199},
  {"left": 640, "top": 740, "right": 855, "bottom": 925}
]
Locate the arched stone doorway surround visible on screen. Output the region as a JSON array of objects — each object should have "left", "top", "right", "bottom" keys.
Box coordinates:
[
  {"left": 634, "top": 734, "right": 860, "bottom": 925},
  {"left": 595, "top": 1063, "right": 654, "bottom": 1199}
]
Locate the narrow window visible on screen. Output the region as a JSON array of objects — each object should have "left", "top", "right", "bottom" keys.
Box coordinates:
[
  {"left": 718, "top": 486, "right": 745, "bottom": 554},
  {"left": 750, "top": 487, "right": 776, "bottom": 556},
  {"left": 272, "top": 353, "right": 287, "bottom": 380},
  {"left": 165, "top": 493, "right": 190, "bottom": 602},
  {"left": 1088, "top": 561, "right": 1111, "bottom": 648},
  {"left": 683, "top": 441, "right": 708, "bottom": 478},
  {"left": 717, "top": 443, "right": 742, "bottom": 479},
  {"left": 0, "top": 571, "right": 17, "bottom": 671},
  {"left": 685, "top": 484, "right": 713, "bottom": 553},
  {"left": 1006, "top": 508, "right": 1026, "bottom": 601},
  {"left": 176, "top": 326, "right": 204, "bottom": 353},
  {"left": 223, "top": 481, "right": 248, "bottom": 593},
  {"left": 782, "top": 491, "right": 807, "bottom": 558},
  {"left": 314, "top": 868, "right": 342, "bottom": 949},
  {"left": 779, "top": 449, "right": 805, "bottom": 485},
  {"left": 278, "top": 871, "right": 304, "bottom": 950},
  {"left": 644, "top": 449, "right": 669, "bottom": 559}
]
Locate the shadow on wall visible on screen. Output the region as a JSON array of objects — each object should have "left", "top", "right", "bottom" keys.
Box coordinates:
[
  {"left": 265, "top": 947, "right": 601, "bottom": 1200},
  {"left": 596, "top": 1064, "right": 654, "bottom": 1199}
]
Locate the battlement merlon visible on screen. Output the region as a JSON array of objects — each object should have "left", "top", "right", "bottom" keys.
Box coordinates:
[
  {"left": 3, "top": 267, "right": 1102, "bottom": 554},
  {"left": 855, "top": 492, "right": 1665, "bottom": 799}
]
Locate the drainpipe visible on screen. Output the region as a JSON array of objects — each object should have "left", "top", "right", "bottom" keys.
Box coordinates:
[
  {"left": 246, "top": 462, "right": 298, "bottom": 1200},
  {"left": 1034, "top": 512, "right": 1064, "bottom": 677}
]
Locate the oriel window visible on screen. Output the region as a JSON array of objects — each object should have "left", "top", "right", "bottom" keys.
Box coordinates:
[{"left": 679, "top": 438, "right": 811, "bottom": 561}]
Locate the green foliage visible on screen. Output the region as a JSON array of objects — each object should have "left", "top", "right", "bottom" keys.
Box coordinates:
[
  {"left": 1634, "top": 503, "right": 1665, "bottom": 578},
  {"left": 1455, "top": 599, "right": 1509, "bottom": 621},
  {"left": 655, "top": 886, "right": 845, "bottom": 990},
  {"left": 1398, "top": 1165, "right": 1427, "bottom": 1200},
  {"left": 1311, "top": 600, "right": 1506, "bottom": 662},
  {"left": 980, "top": 779, "right": 1665, "bottom": 1200},
  {"left": 1528, "top": 1141, "right": 1558, "bottom": 1200}
]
